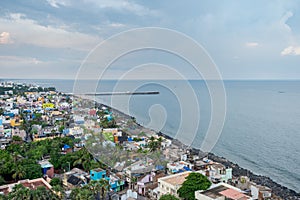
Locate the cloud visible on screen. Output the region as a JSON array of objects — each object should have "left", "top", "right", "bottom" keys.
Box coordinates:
[
  {"left": 0, "top": 56, "right": 43, "bottom": 65},
  {"left": 281, "top": 46, "right": 300, "bottom": 56},
  {"left": 0, "top": 13, "right": 102, "bottom": 50},
  {"left": 109, "top": 23, "right": 126, "bottom": 28},
  {"left": 245, "top": 42, "right": 259, "bottom": 47},
  {"left": 46, "top": 0, "right": 68, "bottom": 8},
  {"left": 0, "top": 32, "right": 13, "bottom": 44},
  {"left": 83, "top": 0, "right": 159, "bottom": 16}
]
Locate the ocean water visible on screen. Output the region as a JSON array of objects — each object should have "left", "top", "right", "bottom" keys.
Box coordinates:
[{"left": 8, "top": 79, "right": 300, "bottom": 192}]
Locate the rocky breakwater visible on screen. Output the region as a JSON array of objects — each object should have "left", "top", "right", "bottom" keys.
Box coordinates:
[{"left": 207, "top": 153, "right": 300, "bottom": 200}]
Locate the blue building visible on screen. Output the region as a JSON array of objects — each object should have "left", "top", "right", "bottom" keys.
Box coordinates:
[
  {"left": 90, "top": 168, "right": 108, "bottom": 181},
  {"left": 90, "top": 168, "right": 125, "bottom": 192}
]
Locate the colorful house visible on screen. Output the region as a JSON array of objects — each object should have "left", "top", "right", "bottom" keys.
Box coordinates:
[
  {"left": 90, "top": 168, "right": 125, "bottom": 192},
  {"left": 38, "top": 160, "right": 54, "bottom": 178},
  {"left": 90, "top": 168, "right": 108, "bottom": 181}
]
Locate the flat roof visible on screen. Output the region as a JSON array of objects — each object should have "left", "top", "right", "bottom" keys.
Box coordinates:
[
  {"left": 220, "top": 188, "right": 249, "bottom": 200},
  {"left": 201, "top": 185, "right": 227, "bottom": 198},
  {"left": 161, "top": 172, "right": 190, "bottom": 186},
  {"left": 200, "top": 184, "right": 250, "bottom": 200},
  {"left": 92, "top": 168, "right": 104, "bottom": 172}
]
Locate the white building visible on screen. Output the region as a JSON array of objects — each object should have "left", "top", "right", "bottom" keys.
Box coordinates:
[
  {"left": 195, "top": 182, "right": 252, "bottom": 200},
  {"left": 250, "top": 183, "right": 272, "bottom": 200},
  {"left": 158, "top": 171, "right": 192, "bottom": 198},
  {"left": 167, "top": 161, "right": 194, "bottom": 174}
]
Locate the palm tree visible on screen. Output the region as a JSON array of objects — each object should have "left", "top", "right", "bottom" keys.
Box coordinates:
[
  {"left": 12, "top": 165, "right": 25, "bottom": 181},
  {"left": 70, "top": 187, "right": 94, "bottom": 200},
  {"left": 98, "top": 179, "right": 110, "bottom": 200},
  {"left": 7, "top": 184, "right": 30, "bottom": 200},
  {"left": 30, "top": 186, "right": 59, "bottom": 200},
  {"left": 52, "top": 185, "right": 65, "bottom": 199},
  {"left": 148, "top": 141, "right": 159, "bottom": 152},
  {"left": 157, "top": 137, "right": 163, "bottom": 149},
  {"left": 130, "top": 176, "right": 137, "bottom": 190},
  {"left": 73, "top": 148, "right": 92, "bottom": 171},
  {"left": 0, "top": 194, "right": 7, "bottom": 200},
  {"left": 87, "top": 179, "right": 110, "bottom": 200},
  {"left": 11, "top": 152, "right": 22, "bottom": 164}
]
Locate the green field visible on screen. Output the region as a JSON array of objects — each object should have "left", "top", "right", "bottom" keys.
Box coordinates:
[{"left": 102, "top": 132, "right": 114, "bottom": 142}]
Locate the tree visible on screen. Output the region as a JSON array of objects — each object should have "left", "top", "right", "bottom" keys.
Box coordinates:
[
  {"left": 12, "top": 165, "right": 25, "bottom": 181},
  {"left": 85, "top": 179, "right": 110, "bottom": 200},
  {"left": 157, "top": 137, "right": 163, "bottom": 148},
  {"left": 29, "top": 186, "right": 59, "bottom": 200},
  {"left": 50, "top": 177, "right": 62, "bottom": 187},
  {"left": 177, "top": 173, "right": 211, "bottom": 200},
  {"left": 70, "top": 187, "right": 94, "bottom": 200},
  {"left": 0, "top": 194, "right": 7, "bottom": 200},
  {"left": 0, "top": 176, "right": 6, "bottom": 186},
  {"left": 148, "top": 140, "right": 159, "bottom": 152},
  {"left": 58, "top": 125, "right": 65, "bottom": 134},
  {"left": 160, "top": 194, "right": 180, "bottom": 200},
  {"left": 52, "top": 185, "right": 65, "bottom": 199},
  {"left": 7, "top": 184, "right": 30, "bottom": 200},
  {"left": 22, "top": 162, "right": 43, "bottom": 180},
  {"left": 73, "top": 148, "right": 93, "bottom": 171},
  {"left": 97, "top": 179, "right": 110, "bottom": 200},
  {"left": 7, "top": 184, "right": 59, "bottom": 200},
  {"left": 12, "top": 136, "right": 22, "bottom": 142}
]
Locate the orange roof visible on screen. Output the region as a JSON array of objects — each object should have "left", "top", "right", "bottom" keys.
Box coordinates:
[
  {"left": 0, "top": 178, "right": 52, "bottom": 195},
  {"left": 219, "top": 188, "right": 250, "bottom": 200},
  {"left": 163, "top": 172, "right": 190, "bottom": 186}
]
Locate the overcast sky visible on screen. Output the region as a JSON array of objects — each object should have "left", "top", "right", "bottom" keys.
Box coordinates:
[{"left": 0, "top": 0, "right": 300, "bottom": 80}]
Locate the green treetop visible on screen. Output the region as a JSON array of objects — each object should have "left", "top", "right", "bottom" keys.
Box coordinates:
[{"left": 177, "top": 172, "right": 211, "bottom": 200}]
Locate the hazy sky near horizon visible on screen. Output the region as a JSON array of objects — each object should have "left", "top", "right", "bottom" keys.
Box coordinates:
[{"left": 0, "top": 0, "right": 300, "bottom": 80}]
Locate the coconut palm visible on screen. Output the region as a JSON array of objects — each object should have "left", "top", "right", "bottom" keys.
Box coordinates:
[
  {"left": 98, "top": 179, "right": 110, "bottom": 200},
  {"left": 12, "top": 165, "right": 25, "bottom": 181},
  {"left": 52, "top": 185, "right": 65, "bottom": 199},
  {"left": 7, "top": 184, "right": 30, "bottom": 200},
  {"left": 70, "top": 187, "right": 94, "bottom": 200},
  {"left": 157, "top": 137, "right": 163, "bottom": 149},
  {"left": 72, "top": 148, "right": 92, "bottom": 171},
  {"left": 30, "top": 186, "right": 59, "bottom": 200}
]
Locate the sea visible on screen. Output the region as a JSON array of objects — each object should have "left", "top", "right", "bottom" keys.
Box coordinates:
[{"left": 5, "top": 79, "right": 300, "bottom": 192}]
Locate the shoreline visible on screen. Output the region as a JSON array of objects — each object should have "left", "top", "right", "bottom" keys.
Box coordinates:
[{"left": 96, "top": 100, "right": 300, "bottom": 200}]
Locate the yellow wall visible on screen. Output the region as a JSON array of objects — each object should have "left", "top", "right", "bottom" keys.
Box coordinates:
[{"left": 42, "top": 103, "right": 55, "bottom": 109}]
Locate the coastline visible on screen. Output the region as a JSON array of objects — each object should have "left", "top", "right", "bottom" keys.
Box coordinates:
[
  {"left": 1, "top": 81, "right": 298, "bottom": 199},
  {"left": 98, "top": 100, "right": 300, "bottom": 200}
]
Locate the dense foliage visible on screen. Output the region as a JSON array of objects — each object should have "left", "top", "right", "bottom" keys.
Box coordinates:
[
  {"left": 0, "top": 184, "right": 59, "bottom": 200},
  {"left": 70, "top": 179, "right": 110, "bottom": 200},
  {"left": 0, "top": 137, "right": 103, "bottom": 185},
  {"left": 177, "top": 172, "right": 211, "bottom": 200}
]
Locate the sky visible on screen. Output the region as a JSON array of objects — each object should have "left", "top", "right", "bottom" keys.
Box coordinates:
[{"left": 0, "top": 0, "right": 300, "bottom": 80}]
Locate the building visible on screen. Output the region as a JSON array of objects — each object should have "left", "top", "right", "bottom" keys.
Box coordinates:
[
  {"left": 158, "top": 171, "right": 192, "bottom": 198},
  {"left": 206, "top": 162, "right": 232, "bottom": 183},
  {"left": 38, "top": 160, "right": 54, "bottom": 178},
  {"left": 63, "top": 168, "right": 89, "bottom": 189},
  {"left": 195, "top": 182, "right": 252, "bottom": 200},
  {"left": 90, "top": 168, "right": 125, "bottom": 192},
  {"left": 137, "top": 172, "right": 165, "bottom": 196},
  {"left": 166, "top": 161, "right": 193, "bottom": 174},
  {"left": 90, "top": 168, "right": 108, "bottom": 181},
  {"left": 250, "top": 183, "right": 272, "bottom": 200},
  {"left": 0, "top": 178, "right": 52, "bottom": 195}
]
